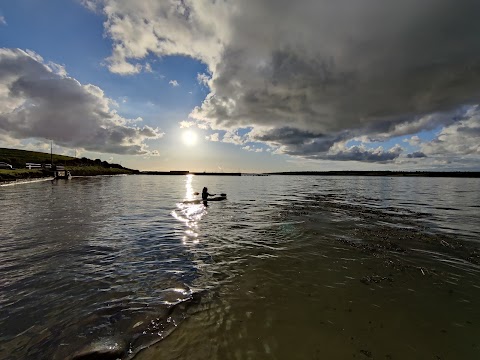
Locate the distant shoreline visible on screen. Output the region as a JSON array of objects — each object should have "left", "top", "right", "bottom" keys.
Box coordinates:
[
  {"left": 138, "top": 171, "right": 480, "bottom": 178},
  {"left": 3, "top": 170, "right": 479, "bottom": 183},
  {"left": 139, "top": 171, "right": 242, "bottom": 176},
  {"left": 264, "top": 171, "right": 480, "bottom": 178}
]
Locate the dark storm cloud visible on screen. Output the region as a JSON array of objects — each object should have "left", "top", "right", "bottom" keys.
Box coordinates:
[
  {"left": 313, "top": 144, "right": 403, "bottom": 163},
  {"left": 288, "top": 138, "right": 341, "bottom": 156},
  {"left": 251, "top": 127, "right": 325, "bottom": 146},
  {"left": 0, "top": 49, "right": 163, "bottom": 154},
  {"left": 249, "top": 127, "right": 347, "bottom": 157},
  {"left": 457, "top": 126, "right": 480, "bottom": 136},
  {"left": 89, "top": 0, "right": 480, "bottom": 161},
  {"left": 407, "top": 152, "right": 427, "bottom": 159},
  {"left": 193, "top": 0, "right": 480, "bottom": 135}
]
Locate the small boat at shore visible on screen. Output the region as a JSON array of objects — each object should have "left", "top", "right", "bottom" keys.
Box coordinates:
[
  {"left": 45, "top": 165, "right": 72, "bottom": 180},
  {"left": 54, "top": 170, "right": 72, "bottom": 180}
]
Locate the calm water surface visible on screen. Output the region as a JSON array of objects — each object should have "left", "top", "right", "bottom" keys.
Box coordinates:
[{"left": 1, "top": 175, "right": 480, "bottom": 359}]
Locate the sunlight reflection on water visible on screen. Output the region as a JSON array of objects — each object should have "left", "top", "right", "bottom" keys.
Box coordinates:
[
  {"left": 171, "top": 175, "right": 207, "bottom": 246},
  {"left": 1, "top": 175, "right": 479, "bottom": 360}
]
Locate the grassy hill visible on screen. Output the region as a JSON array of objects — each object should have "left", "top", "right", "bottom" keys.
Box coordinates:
[
  {"left": 0, "top": 148, "right": 138, "bottom": 182},
  {"left": 0, "top": 147, "right": 74, "bottom": 167}
]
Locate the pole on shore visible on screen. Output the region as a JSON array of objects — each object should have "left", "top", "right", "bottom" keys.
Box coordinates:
[{"left": 50, "top": 140, "right": 53, "bottom": 166}]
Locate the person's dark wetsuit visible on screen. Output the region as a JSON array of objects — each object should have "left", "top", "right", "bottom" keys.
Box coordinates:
[{"left": 202, "top": 187, "right": 215, "bottom": 201}]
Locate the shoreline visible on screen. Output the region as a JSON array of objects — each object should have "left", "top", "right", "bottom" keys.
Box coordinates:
[
  {"left": 0, "top": 174, "right": 132, "bottom": 186},
  {"left": 265, "top": 170, "right": 480, "bottom": 177},
  {"left": 3, "top": 170, "right": 480, "bottom": 184},
  {"left": 0, "top": 168, "right": 135, "bottom": 184},
  {"left": 0, "top": 177, "right": 54, "bottom": 186},
  {"left": 138, "top": 170, "right": 480, "bottom": 178},
  {"left": 0, "top": 175, "right": 122, "bottom": 185}
]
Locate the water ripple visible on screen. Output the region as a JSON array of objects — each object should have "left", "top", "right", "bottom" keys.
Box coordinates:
[{"left": 1, "top": 175, "right": 480, "bottom": 359}]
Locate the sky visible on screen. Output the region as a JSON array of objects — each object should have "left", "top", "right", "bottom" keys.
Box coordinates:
[{"left": 1, "top": 0, "right": 480, "bottom": 172}]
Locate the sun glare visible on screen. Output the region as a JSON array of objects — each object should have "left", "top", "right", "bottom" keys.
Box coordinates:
[{"left": 182, "top": 130, "right": 198, "bottom": 146}]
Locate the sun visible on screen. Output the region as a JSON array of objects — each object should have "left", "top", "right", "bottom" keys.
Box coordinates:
[{"left": 182, "top": 130, "right": 198, "bottom": 146}]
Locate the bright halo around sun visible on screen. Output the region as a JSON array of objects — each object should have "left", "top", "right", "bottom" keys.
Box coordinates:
[{"left": 182, "top": 130, "right": 198, "bottom": 146}]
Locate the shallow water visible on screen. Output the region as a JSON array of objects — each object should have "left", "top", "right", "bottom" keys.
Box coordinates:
[{"left": 1, "top": 175, "right": 479, "bottom": 359}]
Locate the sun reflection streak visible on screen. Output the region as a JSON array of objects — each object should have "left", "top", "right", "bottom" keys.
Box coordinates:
[
  {"left": 185, "top": 174, "right": 195, "bottom": 200},
  {"left": 170, "top": 174, "right": 207, "bottom": 246}
]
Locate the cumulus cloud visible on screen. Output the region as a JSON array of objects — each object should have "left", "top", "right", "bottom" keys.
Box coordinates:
[
  {"left": 222, "top": 130, "right": 246, "bottom": 145},
  {"left": 242, "top": 145, "right": 263, "bottom": 153},
  {"left": 0, "top": 133, "right": 21, "bottom": 148},
  {"left": 0, "top": 48, "right": 164, "bottom": 155},
  {"left": 404, "top": 135, "right": 422, "bottom": 146},
  {"left": 108, "top": 57, "right": 143, "bottom": 75},
  {"left": 179, "top": 120, "right": 195, "bottom": 128},
  {"left": 251, "top": 127, "right": 328, "bottom": 146},
  {"left": 322, "top": 143, "right": 404, "bottom": 163},
  {"left": 421, "top": 106, "right": 480, "bottom": 156},
  {"left": 197, "top": 72, "right": 210, "bottom": 87},
  {"left": 169, "top": 79, "right": 179, "bottom": 87},
  {"left": 206, "top": 133, "right": 219, "bottom": 142},
  {"left": 0, "top": 16, "right": 6, "bottom": 26},
  {"left": 406, "top": 151, "right": 427, "bottom": 159},
  {"left": 85, "top": 0, "right": 480, "bottom": 163},
  {"left": 359, "top": 109, "right": 466, "bottom": 143},
  {"left": 144, "top": 63, "right": 153, "bottom": 73},
  {"left": 80, "top": 0, "right": 99, "bottom": 13},
  {"left": 46, "top": 62, "right": 68, "bottom": 77},
  {"left": 248, "top": 126, "right": 349, "bottom": 158}
]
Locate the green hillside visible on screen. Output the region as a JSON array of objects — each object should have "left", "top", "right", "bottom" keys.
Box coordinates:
[
  {"left": 0, "top": 148, "right": 138, "bottom": 182},
  {"left": 0, "top": 147, "right": 74, "bottom": 168}
]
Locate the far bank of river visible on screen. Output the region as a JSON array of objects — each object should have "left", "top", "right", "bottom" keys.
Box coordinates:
[{"left": 0, "top": 166, "right": 136, "bottom": 183}]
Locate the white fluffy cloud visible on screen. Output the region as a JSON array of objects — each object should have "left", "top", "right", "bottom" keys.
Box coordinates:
[
  {"left": 0, "top": 48, "right": 164, "bottom": 154},
  {"left": 85, "top": 0, "right": 480, "bottom": 163},
  {"left": 242, "top": 145, "right": 263, "bottom": 153},
  {"left": 404, "top": 135, "right": 422, "bottom": 147},
  {"left": 196, "top": 72, "right": 210, "bottom": 87},
  {"left": 222, "top": 130, "right": 246, "bottom": 145},
  {"left": 205, "top": 133, "right": 219, "bottom": 142},
  {"left": 179, "top": 120, "right": 195, "bottom": 128},
  {"left": 421, "top": 106, "right": 480, "bottom": 157}
]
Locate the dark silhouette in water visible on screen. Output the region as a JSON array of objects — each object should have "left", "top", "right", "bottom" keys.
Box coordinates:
[
  {"left": 201, "top": 187, "right": 216, "bottom": 200},
  {"left": 202, "top": 187, "right": 216, "bottom": 206}
]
